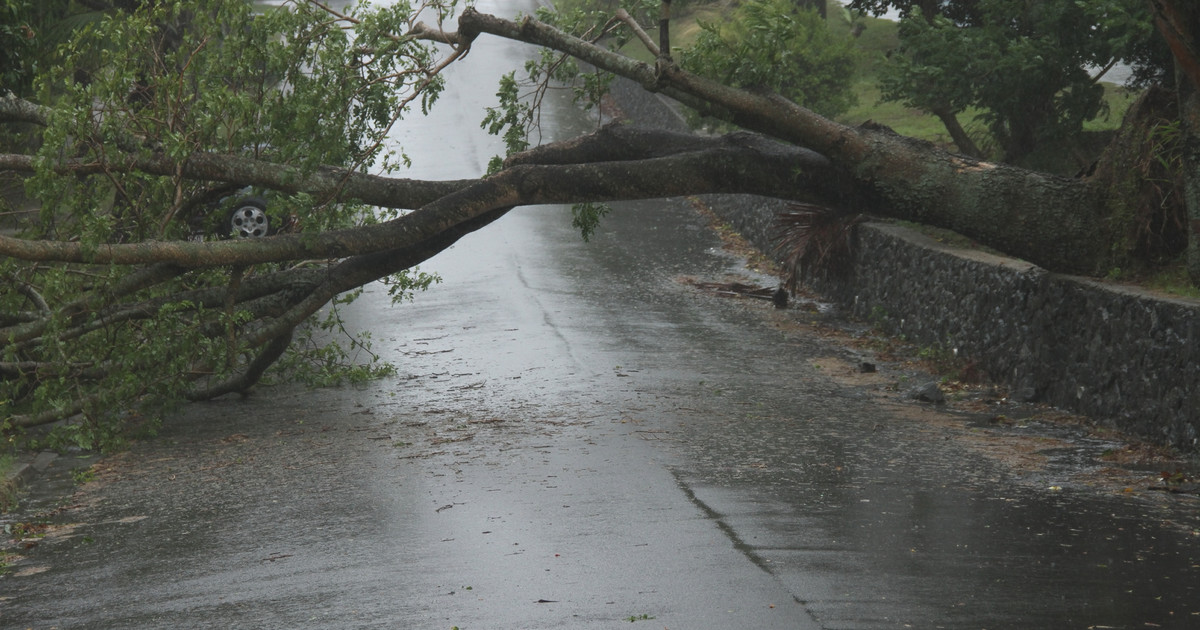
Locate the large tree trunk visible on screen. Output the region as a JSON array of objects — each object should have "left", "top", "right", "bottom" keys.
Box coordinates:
[
  {"left": 1148, "top": 0, "right": 1200, "bottom": 283},
  {"left": 2, "top": 0, "right": 1195, "bottom": 444},
  {"left": 0, "top": 9, "right": 1143, "bottom": 277},
  {"left": 1182, "top": 82, "right": 1200, "bottom": 283},
  {"left": 4, "top": 3, "right": 1194, "bottom": 433},
  {"left": 457, "top": 10, "right": 1115, "bottom": 275},
  {"left": 1087, "top": 86, "right": 1188, "bottom": 270}
]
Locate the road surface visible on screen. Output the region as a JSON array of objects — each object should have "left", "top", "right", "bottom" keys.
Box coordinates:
[{"left": 3, "top": 0, "right": 1199, "bottom": 628}]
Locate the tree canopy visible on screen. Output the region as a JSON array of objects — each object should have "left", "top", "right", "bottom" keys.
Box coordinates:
[
  {"left": 1, "top": 0, "right": 1199, "bottom": 449},
  {"left": 680, "top": 0, "right": 858, "bottom": 119},
  {"left": 851, "top": 0, "right": 1162, "bottom": 161}
]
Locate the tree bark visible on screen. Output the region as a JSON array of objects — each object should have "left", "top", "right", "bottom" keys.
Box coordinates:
[
  {"left": 4, "top": 2, "right": 1195, "bottom": 431},
  {"left": 1, "top": 10, "right": 1128, "bottom": 276},
  {"left": 456, "top": 9, "right": 1111, "bottom": 274},
  {"left": 0, "top": 126, "right": 853, "bottom": 267},
  {"left": 1150, "top": 0, "right": 1200, "bottom": 282},
  {"left": 4, "top": 8, "right": 1162, "bottom": 278}
]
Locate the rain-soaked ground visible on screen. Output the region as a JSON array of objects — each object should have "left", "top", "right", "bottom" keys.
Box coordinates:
[
  {"left": 4, "top": 0, "right": 1200, "bottom": 627},
  {"left": 4, "top": 192, "right": 1199, "bottom": 630}
]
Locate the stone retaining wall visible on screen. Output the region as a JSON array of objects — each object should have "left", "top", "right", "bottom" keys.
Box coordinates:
[
  {"left": 607, "top": 78, "right": 1200, "bottom": 451},
  {"left": 705, "top": 194, "right": 1200, "bottom": 451}
]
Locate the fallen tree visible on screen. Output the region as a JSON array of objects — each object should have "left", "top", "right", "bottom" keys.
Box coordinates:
[{"left": 0, "top": 0, "right": 1195, "bottom": 446}]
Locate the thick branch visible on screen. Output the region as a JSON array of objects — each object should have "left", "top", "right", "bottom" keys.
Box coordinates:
[
  {"left": 2, "top": 264, "right": 189, "bottom": 345},
  {"left": 0, "top": 311, "right": 41, "bottom": 326},
  {"left": 1149, "top": 0, "right": 1200, "bottom": 90},
  {"left": 0, "top": 128, "right": 847, "bottom": 267},
  {"left": 4, "top": 265, "right": 325, "bottom": 351},
  {"left": 0, "top": 92, "right": 52, "bottom": 125},
  {"left": 460, "top": 9, "right": 1109, "bottom": 274},
  {"left": 0, "top": 150, "right": 472, "bottom": 211},
  {"left": 615, "top": 9, "right": 659, "bottom": 57},
  {"left": 10, "top": 397, "right": 90, "bottom": 429},
  {"left": 456, "top": 8, "right": 717, "bottom": 114},
  {"left": 8, "top": 275, "right": 51, "bottom": 315},
  {"left": 0, "top": 361, "right": 103, "bottom": 380},
  {"left": 182, "top": 202, "right": 517, "bottom": 398},
  {"left": 186, "top": 326, "right": 295, "bottom": 401},
  {"left": 409, "top": 21, "right": 465, "bottom": 46}
]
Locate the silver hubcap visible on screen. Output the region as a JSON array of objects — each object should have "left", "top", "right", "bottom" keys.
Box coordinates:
[{"left": 230, "top": 205, "right": 269, "bottom": 238}]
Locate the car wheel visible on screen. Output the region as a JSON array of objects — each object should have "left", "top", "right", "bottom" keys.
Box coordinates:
[{"left": 227, "top": 198, "right": 270, "bottom": 238}]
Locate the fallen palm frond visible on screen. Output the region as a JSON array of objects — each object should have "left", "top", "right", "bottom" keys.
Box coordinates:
[{"left": 772, "top": 202, "right": 864, "bottom": 290}]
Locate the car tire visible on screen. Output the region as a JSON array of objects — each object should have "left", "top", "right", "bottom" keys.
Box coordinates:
[{"left": 226, "top": 197, "right": 271, "bottom": 238}]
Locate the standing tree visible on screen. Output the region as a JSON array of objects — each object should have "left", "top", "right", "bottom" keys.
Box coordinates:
[
  {"left": 680, "top": 0, "right": 858, "bottom": 120},
  {"left": 851, "top": 0, "right": 1158, "bottom": 163},
  {"left": 0, "top": 0, "right": 1197, "bottom": 446},
  {"left": 1147, "top": 0, "right": 1200, "bottom": 286}
]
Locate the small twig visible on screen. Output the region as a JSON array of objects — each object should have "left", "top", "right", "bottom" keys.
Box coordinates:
[
  {"left": 408, "top": 21, "right": 461, "bottom": 46},
  {"left": 157, "top": 160, "right": 187, "bottom": 238}
]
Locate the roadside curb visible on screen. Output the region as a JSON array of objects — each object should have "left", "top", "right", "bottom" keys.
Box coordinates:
[{"left": 3, "top": 451, "right": 60, "bottom": 499}]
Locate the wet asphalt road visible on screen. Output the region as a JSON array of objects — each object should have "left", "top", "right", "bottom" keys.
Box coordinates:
[{"left": 5, "top": 0, "right": 1200, "bottom": 628}]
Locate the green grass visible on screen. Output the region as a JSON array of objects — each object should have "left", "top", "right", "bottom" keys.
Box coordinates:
[
  {"left": 827, "top": 5, "right": 900, "bottom": 73},
  {"left": 837, "top": 78, "right": 972, "bottom": 141},
  {"left": 1141, "top": 261, "right": 1200, "bottom": 299},
  {"left": 1085, "top": 83, "right": 1141, "bottom": 132},
  {"left": 617, "top": 1, "right": 728, "bottom": 62},
  {"left": 601, "top": 0, "right": 1141, "bottom": 151},
  {"left": 832, "top": 10, "right": 1137, "bottom": 152},
  {"left": 611, "top": 1, "right": 1189, "bottom": 287}
]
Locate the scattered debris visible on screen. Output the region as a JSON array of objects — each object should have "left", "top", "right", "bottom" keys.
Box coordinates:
[
  {"left": 909, "top": 381, "right": 946, "bottom": 404},
  {"left": 1149, "top": 470, "right": 1199, "bottom": 494},
  {"left": 772, "top": 287, "right": 789, "bottom": 308},
  {"left": 688, "top": 281, "right": 781, "bottom": 301}
]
